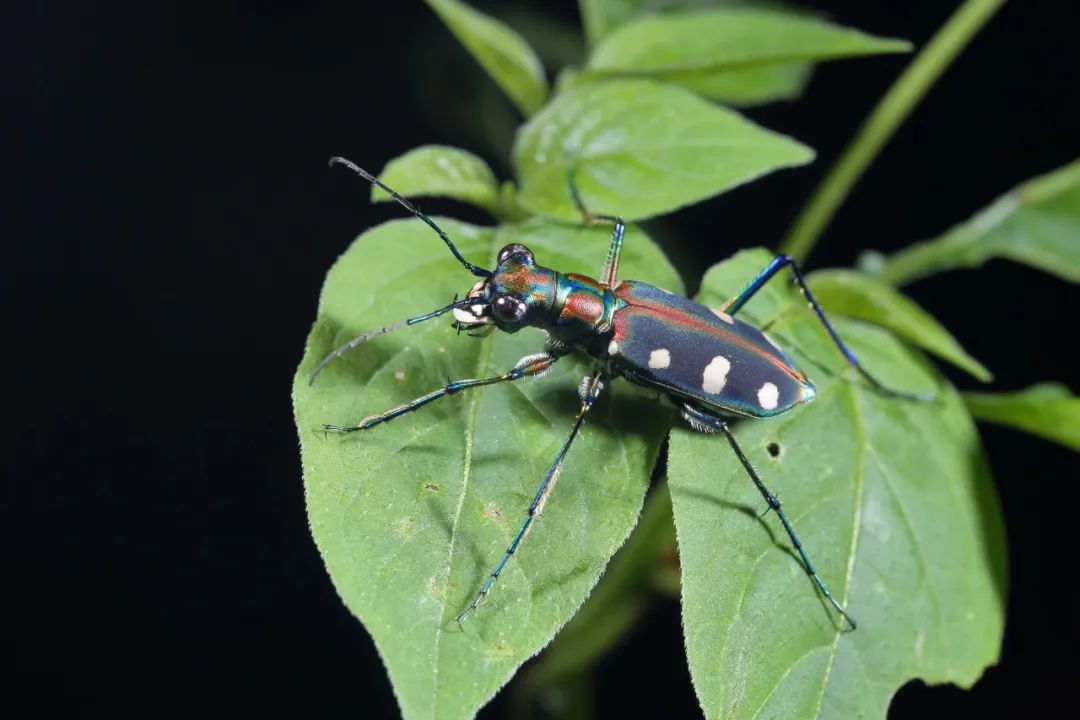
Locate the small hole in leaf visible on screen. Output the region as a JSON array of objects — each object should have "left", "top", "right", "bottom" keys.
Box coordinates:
[{"left": 766, "top": 442, "right": 781, "bottom": 458}]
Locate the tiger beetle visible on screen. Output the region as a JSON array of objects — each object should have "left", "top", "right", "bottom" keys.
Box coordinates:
[{"left": 312, "top": 156, "right": 933, "bottom": 630}]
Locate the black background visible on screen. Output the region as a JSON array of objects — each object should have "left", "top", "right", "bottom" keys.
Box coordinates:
[{"left": 7, "top": 1, "right": 1078, "bottom": 717}]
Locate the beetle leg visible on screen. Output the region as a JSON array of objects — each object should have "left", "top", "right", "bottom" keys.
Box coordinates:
[
  {"left": 566, "top": 167, "right": 625, "bottom": 287},
  {"left": 720, "top": 255, "right": 934, "bottom": 401},
  {"left": 681, "top": 403, "right": 857, "bottom": 631},
  {"left": 456, "top": 372, "right": 606, "bottom": 625}
]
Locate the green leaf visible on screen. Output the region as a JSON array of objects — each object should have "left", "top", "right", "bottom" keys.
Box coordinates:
[
  {"left": 661, "top": 61, "right": 813, "bottom": 107},
  {"left": 518, "top": 481, "right": 676, "bottom": 694},
  {"left": 553, "top": 67, "right": 582, "bottom": 96},
  {"left": 426, "top": 0, "right": 549, "bottom": 116},
  {"left": 374, "top": 146, "right": 502, "bottom": 217},
  {"left": 582, "top": 8, "right": 909, "bottom": 106},
  {"left": 584, "top": 9, "right": 910, "bottom": 97},
  {"left": 578, "top": 0, "right": 726, "bottom": 46},
  {"left": 513, "top": 79, "right": 814, "bottom": 221},
  {"left": 964, "top": 383, "right": 1080, "bottom": 453},
  {"left": 668, "top": 249, "right": 1005, "bottom": 719},
  {"left": 579, "top": 0, "right": 645, "bottom": 47},
  {"left": 876, "top": 159, "right": 1080, "bottom": 286},
  {"left": 293, "top": 217, "right": 682, "bottom": 720},
  {"left": 806, "top": 268, "right": 992, "bottom": 382}
]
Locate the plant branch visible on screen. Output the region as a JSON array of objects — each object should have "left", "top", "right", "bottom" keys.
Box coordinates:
[{"left": 779, "top": 0, "right": 1005, "bottom": 263}]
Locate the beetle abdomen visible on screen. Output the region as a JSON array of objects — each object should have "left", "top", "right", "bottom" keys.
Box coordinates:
[{"left": 608, "top": 281, "right": 814, "bottom": 418}]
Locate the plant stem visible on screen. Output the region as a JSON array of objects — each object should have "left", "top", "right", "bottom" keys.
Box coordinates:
[{"left": 779, "top": 0, "right": 1005, "bottom": 263}]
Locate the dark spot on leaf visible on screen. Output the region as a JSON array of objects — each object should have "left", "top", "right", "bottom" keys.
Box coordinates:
[
  {"left": 766, "top": 442, "right": 781, "bottom": 458},
  {"left": 423, "top": 481, "right": 442, "bottom": 493}
]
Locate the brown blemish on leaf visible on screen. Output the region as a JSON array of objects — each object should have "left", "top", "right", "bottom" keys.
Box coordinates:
[
  {"left": 489, "top": 638, "right": 513, "bottom": 662},
  {"left": 423, "top": 481, "right": 442, "bottom": 493},
  {"left": 483, "top": 502, "right": 505, "bottom": 526},
  {"left": 426, "top": 575, "right": 449, "bottom": 603}
]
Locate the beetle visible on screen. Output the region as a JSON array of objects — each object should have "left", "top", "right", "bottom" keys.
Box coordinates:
[{"left": 311, "top": 156, "right": 932, "bottom": 629}]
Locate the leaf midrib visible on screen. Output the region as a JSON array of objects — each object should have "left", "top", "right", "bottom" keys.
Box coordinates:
[
  {"left": 805, "top": 380, "right": 866, "bottom": 719},
  {"left": 429, "top": 241, "right": 501, "bottom": 720},
  {"left": 715, "top": 373, "right": 863, "bottom": 719},
  {"left": 712, "top": 373, "right": 867, "bottom": 719},
  {"left": 591, "top": 46, "right": 902, "bottom": 77}
]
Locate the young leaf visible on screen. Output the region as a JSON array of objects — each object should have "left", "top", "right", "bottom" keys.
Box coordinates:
[
  {"left": 659, "top": 62, "right": 813, "bottom": 107},
  {"left": 373, "top": 146, "right": 502, "bottom": 217},
  {"left": 293, "top": 217, "right": 682, "bottom": 720},
  {"left": 876, "top": 158, "right": 1080, "bottom": 285},
  {"left": 426, "top": 0, "right": 549, "bottom": 116},
  {"left": 963, "top": 383, "right": 1080, "bottom": 453},
  {"left": 514, "top": 79, "right": 814, "bottom": 221},
  {"left": 668, "top": 249, "right": 1005, "bottom": 719},
  {"left": 585, "top": 8, "right": 910, "bottom": 77},
  {"left": 578, "top": 0, "right": 726, "bottom": 47},
  {"left": 581, "top": 9, "right": 908, "bottom": 106},
  {"left": 806, "top": 268, "right": 992, "bottom": 382}
]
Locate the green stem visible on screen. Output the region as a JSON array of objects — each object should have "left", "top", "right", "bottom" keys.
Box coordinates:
[{"left": 779, "top": 0, "right": 1005, "bottom": 263}]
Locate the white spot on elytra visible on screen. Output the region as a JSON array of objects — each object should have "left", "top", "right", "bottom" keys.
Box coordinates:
[
  {"left": 702, "top": 356, "right": 731, "bottom": 394},
  {"left": 608, "top": 340, "right": 619, "bottom": 356},
  {"left": 711, "top": 308, "right": 735, "bottom": 324},
  {"left": 758, "top": 382, "right": 779, "bottom": 409},
  {"left": 648, "top": 348, "right": 671, "bottom": 369},
  {"left": 394, "top": 371, "right": 406, "bottom": 381}
]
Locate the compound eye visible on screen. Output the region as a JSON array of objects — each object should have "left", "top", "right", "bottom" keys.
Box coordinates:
[
  {"left": 497, "top": 243, "right": 534, "bottom": 265},
  {"left": 492, "top": 294, "right": 528, "bottom": 323}
]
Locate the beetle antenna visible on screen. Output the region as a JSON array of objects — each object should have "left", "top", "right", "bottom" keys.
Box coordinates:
[
  {"left": 309, "top": 297, "right": 472, "bottom": 385},
  {"left": 329, "top": 156, "right": 493, "bottom": 279}
]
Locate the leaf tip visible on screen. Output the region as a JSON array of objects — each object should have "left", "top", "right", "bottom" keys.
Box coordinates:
[
  {"left": 882, "top": 37, "right": 915, "bottom": 54},
  {"left": 786, "top": 139, "right": 816, "bottom": 168}
]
